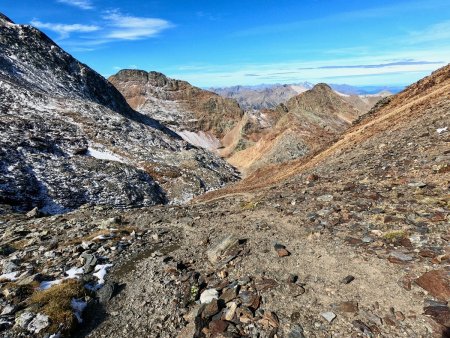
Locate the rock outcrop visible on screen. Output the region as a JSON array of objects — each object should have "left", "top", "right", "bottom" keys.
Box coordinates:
[
  {"left": 109, "top": 70, "right": 244, "bottom": 150},
  {"left": 0, "top": 16, "right": 239, "bottom": 214}
]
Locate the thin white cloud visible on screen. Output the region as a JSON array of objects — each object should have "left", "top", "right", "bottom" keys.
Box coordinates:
[
  {"left": 170, "top": 51, "right": 449, "bottom": 87},
  {"left": 407, "top": 20, "right": 450, "bottom": 44},
  {"left": 103, "top": 10, "right": 173, "bottom": 40},
  {"left": 57, "top": 0, "right": 93, "bottom": 10},
  {"left": 30, "top": 19, "right": 100, "bottom": 39}
]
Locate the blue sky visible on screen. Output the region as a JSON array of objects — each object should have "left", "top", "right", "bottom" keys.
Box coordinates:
[{"left": 3, "top": 0, "right": 450, "bottom": 87}]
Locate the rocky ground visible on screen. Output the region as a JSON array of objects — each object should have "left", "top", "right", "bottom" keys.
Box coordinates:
[{"left": 0, "top": 175, "right": 448, "bottom": 337}]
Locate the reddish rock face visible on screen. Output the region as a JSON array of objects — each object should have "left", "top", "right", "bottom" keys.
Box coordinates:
[{"left": 416, "top": 270, "right": 450, "bottom": 301}]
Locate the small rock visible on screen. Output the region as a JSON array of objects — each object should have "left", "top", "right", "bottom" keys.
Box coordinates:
[
  {"left": 206, "top": 235, "right": 240, "bottom": 264},
  {"left": 97, "top": 280, "right": 117, "bottom": 304},
  {"left": 408, "top": 182, "right": 427, "bottom": 188},
  {"left": 26, "top": 207, "right": 41, "bottom": 218},
  {"left": 274, "top": 243, "right": 290, "bottom": 257},
  {"left": 16, "top": 311, "right": 35, "bottom": 329},
  {"left": 321, "top": 311, "right": 336, "bottom": 323},
  {"left": 388, "top": 251, "right": 413, "bottom": 264},
  {"left": 395, "top": 311, "right": 405, "bottom": 321},
  {"left": 383, "top": 315, "right": 397, "bottom": 326},
  {"left": 220, "top": 286, "right": 238, "bottom": 303},
  {"left": 200, "top": 289, "right": 219, "bottom": 304},
  {"left": 81, "top": 253, "right": 97, "bottom": 273},
  {"left": 237, "top": 306, "right": 254, "bottom": 324},
  {"left": 362, "top": 236, "right": 374, "bottom": 243},
  {"left": 287, "top": 324, "right": 305, "bottom": 338},
  {"left": 333, "top": 301, "right": 358, "bottom": 313},
  {"left": 223, "top": 302, "right": 237, "bottom": 321},
  {"left": 239, "top": 291, "right": 260, "bottom": 309},
  {"left": 352, "top": 320, "right": 373, "bottom": 336},
  {"left": 416, "top": 269, "right": 450, "bottom": 301},
  {"left": 209, "top": 319, "right": 228, "bottom": 335},
  {"left": 1, "top": 304, "right": 16, "bottom": 316},
  {"left": 361, "top": 310, "right": 383, "bottom": 326},
  {"left": 2, "top": 260, "right": 19, "bottom": 274},
  {"left": 317, "top": 194, "right": 334, "bottom": 202},
  {"left": 261, "top": 311, "right": 279, "bottom": 328},
  {"left": 100, "top": 216, "right": 121, "bottom": 229},
  {"left": 27, "top": 313, "right": 49, "bottom": 333},
  {"left": 424, "top": 305, "right": 450, "bottom": 327},
  {"left": 202, "top": 299, "right": 221, "bottom": 318},
  {"left": 289, "top": 283, "right": 306, "bottom": 297},
  {"left": 341, "top": 275, "right": 355, "bottom": 284}
]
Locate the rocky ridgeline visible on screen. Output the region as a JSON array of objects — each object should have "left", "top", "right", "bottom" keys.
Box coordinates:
[
  {"left": 227, "top": 83, "right": 368, "bottom": 174},
  {"left": 0, "top": 15, "right": 239, "bottom": 214},
  {"left": 109, "top": 70, "right": 244, "bottom": 140}
]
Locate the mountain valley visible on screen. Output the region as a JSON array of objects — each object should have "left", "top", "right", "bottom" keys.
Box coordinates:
[{"left": 0, "top": 12, "right": 449, "bottom": 338}]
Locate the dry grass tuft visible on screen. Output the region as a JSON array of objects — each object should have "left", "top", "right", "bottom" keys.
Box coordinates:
[
  {"left": 240, "top": 200, "right": 260, "bottom": 210},
  {"left": 29, "top": 279, "right": 86, "bottom": 334},
  {"left": 383, "top": 230, "right": 407, "bottom": 243}
]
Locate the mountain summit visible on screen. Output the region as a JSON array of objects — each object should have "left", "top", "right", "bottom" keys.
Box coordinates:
[
  {"left": 226, "top": 82, "right": 366, "bottom": 174},
  {"left": 109, "top": 69, "right": 244, "bottom": 150}
]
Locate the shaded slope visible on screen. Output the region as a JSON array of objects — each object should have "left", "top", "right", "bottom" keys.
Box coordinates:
[{"left": 0, "top": 16, "right": 239, "bottom": 214}]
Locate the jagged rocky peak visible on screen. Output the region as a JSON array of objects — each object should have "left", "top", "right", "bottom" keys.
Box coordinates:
[
  {"left": 0, "top": 16, "right": 239, "bottom": 214},
  {"left": 0, "top": 13, "right": 13, "bottom": 23},
  {"left": 109, "top": 69, "right": 244, "bottom": 150},
  {"left": 312, "top": 83, "right": 333, "bottom": 91},
  {"left": 0, "top": 17, "right": 132, "bottom": 114}
]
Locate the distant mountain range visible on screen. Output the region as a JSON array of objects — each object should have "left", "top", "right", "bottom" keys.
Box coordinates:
[{"left": 210, "top": 83, "right": 403, "bottom": 110}]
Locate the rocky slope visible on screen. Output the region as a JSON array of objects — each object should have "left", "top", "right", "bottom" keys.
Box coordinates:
[
  {"left": 0, "top": 65, "right": 448, "bottom": 338},
  {"left": 226, "top": 83, "right": 366, "bottom": 175},
  {"left": 109, "top": 70, "right": 244, "bottom": 150},
  {"left": 0, "top": 15, "right": 238, "bottom": 214}
]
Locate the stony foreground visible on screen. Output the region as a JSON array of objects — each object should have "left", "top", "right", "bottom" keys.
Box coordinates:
[{"left": 1, "top": 168, "right": 448, "bottom": 337}]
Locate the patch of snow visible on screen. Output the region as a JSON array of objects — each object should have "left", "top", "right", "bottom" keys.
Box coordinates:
[
  {"left": 65, "top": 267, "right": 84, "bottom": 279},
  {"left": 40, "top": 279, "right": 63, "bottom": 290},
  {"left": 0, "top": 271, "right": 19, "bottom": 281},
  {"left": 71, "top": 298, "right": 87, "bottom": 323},
  {"left": 334, "top": 91, "right": 350, "bottom": 97},
  {"left": 93, "top": 264, "right": 113, "bottom": 286},
  {"left": 437, "top": 127, "right": 447, "bottom": 134},
  {"left": 290, "top": 85, "right": 311, "bottom": 94},
  {"left": 178, "top": 130, "right": 221, "bottom": 151},
  {"left": 87, "top": 147, "right": 124, "bottom": 163}
]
